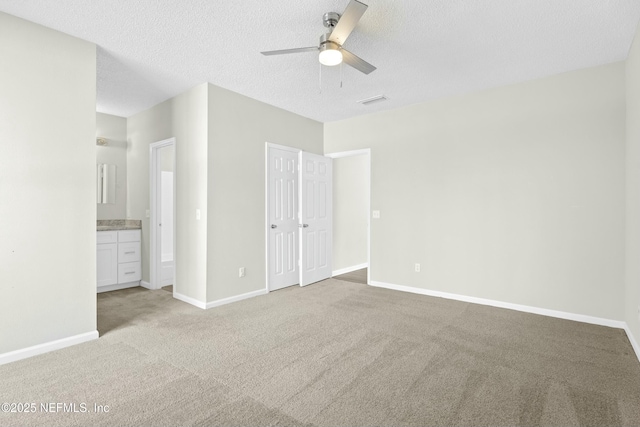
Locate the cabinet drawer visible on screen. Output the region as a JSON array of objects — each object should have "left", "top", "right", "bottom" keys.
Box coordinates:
[
  {"left": 118, "top": 242, "right": 141, "bottom": 263},
  {"left": 97, "top": 231, "right": 118, "bottom": 244},
  {"left": 118, "top": 229, "right": 141, "bottom": 243},
  {"left": 118, "top": 261, "right": 141, "bottom": 284}
]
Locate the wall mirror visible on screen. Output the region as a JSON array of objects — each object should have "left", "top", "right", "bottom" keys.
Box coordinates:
[{"left": 97, "top": 163, "right": 116, "bottom": 204}]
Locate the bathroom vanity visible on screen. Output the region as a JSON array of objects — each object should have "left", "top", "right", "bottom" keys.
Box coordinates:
[{"left": 96, "top": 220, "right": 141, "bottom": 293}]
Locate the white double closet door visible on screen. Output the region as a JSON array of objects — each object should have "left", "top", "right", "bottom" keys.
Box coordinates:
[{"left": 268, "top": 146, "right": 332, "bottom": 291}]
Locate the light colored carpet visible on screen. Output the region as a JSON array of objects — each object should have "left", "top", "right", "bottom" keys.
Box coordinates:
[
  {"left": 333, "top": 268, "right": 367, "bottom": 284},
  {"left": 1, "top": 279, "right": 639, "bottom": 426}
]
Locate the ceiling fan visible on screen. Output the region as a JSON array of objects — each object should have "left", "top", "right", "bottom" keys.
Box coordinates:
[{"left": 261, "top": 0, "right": 376, "bottom": 75}]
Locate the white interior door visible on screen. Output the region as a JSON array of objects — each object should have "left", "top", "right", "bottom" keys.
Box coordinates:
[
  {"left": 300, "top": 152, "right": 333, "bottom": 286},
  {"left": 160, "top": 170, "right": 174, "bottom": 286},
  {"left": 150, "top": 138, "right": 175, "bottom": 291},
  {"left": 268, "top": 147, "right": 299, "bottom": 291}
]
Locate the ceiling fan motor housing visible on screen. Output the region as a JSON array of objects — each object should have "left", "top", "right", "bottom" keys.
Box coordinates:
[{"left": 319, "top": 33, "right": 341, "bottom": 50}]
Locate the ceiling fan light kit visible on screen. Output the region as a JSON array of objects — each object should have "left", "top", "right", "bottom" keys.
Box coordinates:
[
  {"left": 318, "top": 37, "right": 343, "bottom": 66},
  {"left": 261, "top": 0, "right": 376, "bottom": 75}
]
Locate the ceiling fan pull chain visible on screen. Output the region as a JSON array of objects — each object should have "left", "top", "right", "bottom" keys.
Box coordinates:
[
  {"left": 319, "top": 61, "right": 323, "bottom": 94},
  {"left": 340, "top": 60, "right": 343, "bottom": 88}
]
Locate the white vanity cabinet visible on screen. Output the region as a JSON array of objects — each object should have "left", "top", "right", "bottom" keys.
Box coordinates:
[
  {"left": 97, "top": 231, "right": 118, "bottom": 287},
  {"left": 97, "top": 229, "right": 141, "bottom": 292}
]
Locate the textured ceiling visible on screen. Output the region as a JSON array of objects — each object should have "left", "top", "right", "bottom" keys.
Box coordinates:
[{"left": 1, "top": 1, "right": 639, "bottom": 122}]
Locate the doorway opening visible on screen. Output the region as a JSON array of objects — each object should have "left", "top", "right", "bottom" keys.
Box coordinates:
[
  {"left": 150, "top": 138, "right": 176, "bottom": 293},
  {"left": 325, "top": 149, "right": 371, "bottom": 285}
]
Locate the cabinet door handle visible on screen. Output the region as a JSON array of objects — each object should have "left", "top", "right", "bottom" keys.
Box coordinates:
[
  {"left": 125, "top": 271, "right": 135, "bottom": 275},
  {"left": 124, "top": 251, "right": 135, "bottom": 254}
]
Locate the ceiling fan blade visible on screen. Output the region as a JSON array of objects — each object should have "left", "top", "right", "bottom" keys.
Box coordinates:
[
  {"left": 329, "top": 0, "right": 368, "bottom": 45},
  {"left": 341, "top": 49, "right": 376, "bottom": 74},
  {"left": 261, "top": 47, "right": 318, "bottom": 56}
]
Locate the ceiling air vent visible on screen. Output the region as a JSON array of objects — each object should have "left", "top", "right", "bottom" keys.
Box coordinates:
[{"left": 356, "top": 95, "right": 388, "bottom": 106}]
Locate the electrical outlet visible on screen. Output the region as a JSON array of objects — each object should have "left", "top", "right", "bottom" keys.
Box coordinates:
[
  {"left": 239, "top": 267, "right": 246, "bottom": 278},
  {"left": 145, "top": 209, "right": 150, "bottom": 218},
  {"left": 372, "top": 210, "right": 380, "bottom": 219},
  {"left": 415, "top": 263, "right": 421, "bottom": 272}
]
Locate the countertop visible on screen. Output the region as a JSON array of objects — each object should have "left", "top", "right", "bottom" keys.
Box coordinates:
[{"left": 97, "top": 219, "right": 141, "bottom": 231}]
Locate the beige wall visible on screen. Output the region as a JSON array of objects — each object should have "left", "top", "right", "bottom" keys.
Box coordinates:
[
  {"left": 127, "top": 83, "right": 209, "bottom": 302},
  {"left": 626, "top": 23, "right": 640, "bottom": 347},
  {"left": 331, "top": 154, "right": 369, "bottom": 272},
  {"left": 207, "top": 84, "right": 323, "bottom": 301},
  {"left": 96, "top": 112, "right": 127, "bottom": 220},
  {"left": 125, "top": 83, "right": 322, "bottom": 304},
  {"left": 325, "top": 62, "right": 626, "bottom": 321},
  {"left": 0, "top": 12, "right": 97, "bottom": 354}
]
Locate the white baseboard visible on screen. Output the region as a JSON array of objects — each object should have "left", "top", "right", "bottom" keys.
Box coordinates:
[
  {"left": 141, "top": 281, "right": 171, "bottom": 290},
  {"left": 332, "top": 263, "right": 368, "bottom": 277},
  {"left": 0, "top": 331, "right": 99, "bottom": 366},
  {"left": 173, "top": 292, "right": 207, "bottom": 309},
  {"left": 206, "top": 289, "right": 267, "bottom": 309},
  {"left": 369, "top": 280, "right": 626, "bottom": 329},
  {"left": 97, "top": 281, "right": 140, "bottom": 293},
  {"left": 623, "top": 324, "right": 640, "bottom": 363},
  {"left": 174, "top": 289, "right": 267, "bottom": 310}
]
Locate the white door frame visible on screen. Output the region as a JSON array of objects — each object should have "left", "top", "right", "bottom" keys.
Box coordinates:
[
  {"left": 265, "top": 142, "right": 301, "bottom": 292},
  {"left": 325, "top": 148, "right": 372, "bottom": 285},
  {"left": 150, "top": 137, "right": 176, "bottom": 291}
]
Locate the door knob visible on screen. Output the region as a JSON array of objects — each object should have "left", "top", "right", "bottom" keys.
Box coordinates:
[
  {"left": 303, "top": 224, "right": 309, "bottom": 228},
  {"left": 271, "top": 224, "right": 277, "bottom": 229}
]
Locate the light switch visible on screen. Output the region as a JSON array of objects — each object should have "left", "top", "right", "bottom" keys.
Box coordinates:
[
  {"left": 196, "top": 209, "right": 201, "bottom": 220},
  {"left": 372, "top": 210, "right": 380, "bottom": 219}
]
